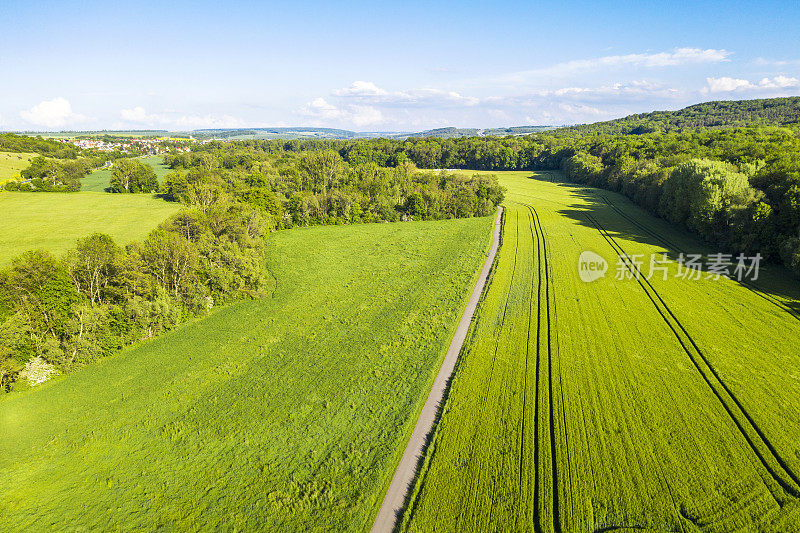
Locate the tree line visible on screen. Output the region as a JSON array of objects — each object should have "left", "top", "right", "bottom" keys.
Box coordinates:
[
  {"left": 4, "top": 156, "right": 92, "bottom": 192},
  {"left": 213, "top": 125, "right": 798, "bottom": 277},
  {"left": 9, "top": 124, "right": 794, "bottom": 276},
  {"left": 0, "top": 133, "right": 79, "bottom": 159},
  {"left": 0, "top": 205, "right": 269, "bottom": 391}
]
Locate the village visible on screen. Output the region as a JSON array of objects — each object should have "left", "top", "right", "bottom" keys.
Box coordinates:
[{"left": 59, "top": 136, "right": 194, "bottom": 155}]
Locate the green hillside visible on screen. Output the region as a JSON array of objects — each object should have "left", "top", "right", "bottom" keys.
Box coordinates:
[
  {"left": 555, "top": 96, "right": 800, "bottom": 135},
  {"left": 0, "top": 215, "right": 494, "bottom": 530},
  {"left": 0, "top": 152, "right": 36, "bottom": 184}
]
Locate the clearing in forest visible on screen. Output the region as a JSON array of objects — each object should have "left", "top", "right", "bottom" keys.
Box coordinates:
[
  {"left": 81, "top": 154, "right": 172, "bottom": 192},
  {"left": 0, "top": 192, "right": 180, "bottom": 264}
]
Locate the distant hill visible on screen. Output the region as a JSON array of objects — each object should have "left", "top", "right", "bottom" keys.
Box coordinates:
[
  {"left": 8, "top": 126, "right": 556, "bottom": 141},
  {"left": 406, "top": 126, "right": 556, "bottom": 138},
  {"left": 191, "top": 127, "right": 360, "bottom": 140},
  {"left": 186, "top": 126, "right": 556, "bottom": 140},
  {"left": 554, "top": 96, "right": 800, "bottom": 135}
]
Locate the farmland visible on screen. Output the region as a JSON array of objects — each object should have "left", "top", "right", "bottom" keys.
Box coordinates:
[
  {"left": 82, "top": 155, "right": 172, "bottom": 192},
  {"left": 401, "top": 171, "right": 800, "bottom": 532},
  {"left": 0, "top": 191, "right": 180, "bottom": 264},
  {"left": 0, "top": 215, "right": 494, "bottom": 530},
  {"left": 0, "top": 151, "right": 36, "bottom": 183}
]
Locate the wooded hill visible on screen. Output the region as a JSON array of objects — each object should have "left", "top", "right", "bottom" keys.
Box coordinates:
[{"left": 556, "top": 97, "right": 800, "bottom": 135}]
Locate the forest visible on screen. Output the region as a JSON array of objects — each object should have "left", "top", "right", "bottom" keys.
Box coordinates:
[
  {"left": 556, "top": 96, "right": 800, "bottom": 135},
  {"left": 161, "top": 148, "right": 505, "bottom": 226}
]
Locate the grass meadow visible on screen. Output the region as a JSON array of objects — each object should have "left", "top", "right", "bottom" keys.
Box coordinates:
[
  {"left": 0, "top": 215, "right": 494, "bottom": 530},
  {"left": 0, "top": 192, "right": 180, "bottom": 265},
  {"left": 0, "top": 151, "right": 36, "bottom": 184},
  {"left": 82, "top": 155, "right": 172, "bottom": 192},
  {"left": 402, "top": 171, "right": 800, "bottom": 532}
]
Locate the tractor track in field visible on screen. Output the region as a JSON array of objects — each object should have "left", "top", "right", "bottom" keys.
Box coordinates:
[
  {"left": 527, "top": 204, "right": 543, "bottom": 533},
  {"left": 585, "top": 211, "right": 800, "bottom": 502},
  {"left": 528, "top": 203, "right": 561, "bottom": 533},
  {"left": 600, "top": 196, "right": 800, "bottom": 324},
  {"left": 519, "top": 206, "right": 536, "bottom": 531}
]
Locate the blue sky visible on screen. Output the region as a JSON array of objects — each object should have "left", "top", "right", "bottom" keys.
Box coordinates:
[{"left": 1, "top": 0, "right": 799, "bottom": 131}]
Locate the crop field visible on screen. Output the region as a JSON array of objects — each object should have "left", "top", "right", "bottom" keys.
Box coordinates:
[
  {"left": 0, "top": 151, "right": 36, "bottom": 183},
  {"left": 401, "top": 171, "right": 800, "bottom": 532},
  {"left": 0, "top": 215, "right": 494, "bottom": 530},
  {"left": 0, "top": 192, "right": 180, "bottom": 264},
  {"left": 82, "top": 155, "right": 172, "bottom": 192}
]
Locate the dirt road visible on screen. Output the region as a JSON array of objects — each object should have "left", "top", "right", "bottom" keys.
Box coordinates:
[{"left": 371, "top": 206, "right": 504, "bottom": 532}]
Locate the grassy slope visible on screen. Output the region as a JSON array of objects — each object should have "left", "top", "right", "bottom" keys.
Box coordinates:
[
  {"left": 0, "top": 215, "right": 494, "bottom": 531},
  {"left": 0, "top": 151, "right": 36, "bottom": 184},
  {"left": 82, "top": 155, "right": 172, "bottom": 192},
  {"left": 0, "top": 192, "right": 180, "bottom": 264},
  {"left": 403, "top": 171, "right": 800, "bottom": 532}
]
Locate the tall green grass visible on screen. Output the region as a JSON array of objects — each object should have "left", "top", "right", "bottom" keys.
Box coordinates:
[
  {"left": 0, "top": 151, "right": 36, "bottom": 184},
  {"left": 0, "top": 192, "right": 180, "bottom": 264},
  {"left": 0, "top": 215, "right": 494, "bottom": 530}
]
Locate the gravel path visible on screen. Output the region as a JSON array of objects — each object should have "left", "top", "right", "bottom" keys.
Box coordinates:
[{"left": 371, "top": 207, "right": 504, "bottom": 532}]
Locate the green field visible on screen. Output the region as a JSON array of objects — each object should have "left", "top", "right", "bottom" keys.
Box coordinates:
[
  {"left": 0, "top": 192, "right": 180, "bottom": 264},
  {"left": 0, "top": 151, "right": 36, "bottom": 184},
  {"left": 0, "top": 215, "right": 494, "bottom": 530},
  {"left": 82, "top": 155, "right": 172, "bottom": 192},
  {"left": 402, "top": 171, "right": 800, "bottom": 532}
]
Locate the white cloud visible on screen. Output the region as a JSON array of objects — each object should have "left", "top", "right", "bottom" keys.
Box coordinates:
[
  {"left": 333, "top": 81, "right": 389, "bottom": 97},
  {"left": 120, "top": 106, "right": 158, "bottom": 123},
  {"left": 299, "top": 78, "right": 690, "bottom": 129},
  {"left": 349, "top": 105, "right": 383, "bottom": 127},
  {"left": 298, "top": 98, "right": 383, "bottom": 127},
  {"left": 484, "top": 80, "right": 683, "bottom": 109},
  {"left": 558, "top": 103, "right": 604, "bottom": 116},
  {"left": 299, "top": 81, "right": 483, "bottom": 128},
  {"left": 704, "top": 77, "right": 753, "bottom": 92},
  {"left": 549, "top": 81, "right": 680, "bottom": 99},
  {"left": 118, "top": 106, "right": 246, "bottom": 129},
  {"left": 332, "top": 81, "right": 479, "bottom": 108},
  {"left": 299, "top": 98, "right": 343, "bottom": 120},
  {"left": 487, "top": 109, "right": 510, "bottom": 121},
  {"left": 758, "top": 75, "right": 799, "bottom": 88},
  {"left": 172, "top": 114, "right": 246, "bottom": 129},
  {"left": 494, "top": 47, "right": 731, "bottom": 84},
  {"left": 20, "top": 97, "right": 86, "bottom": 128},
  {"left": 754, "top": 57, "right": 800, "bottom": 67},
  {"left": 702, "top": 75, "right": 800, "bottom": 94}
]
